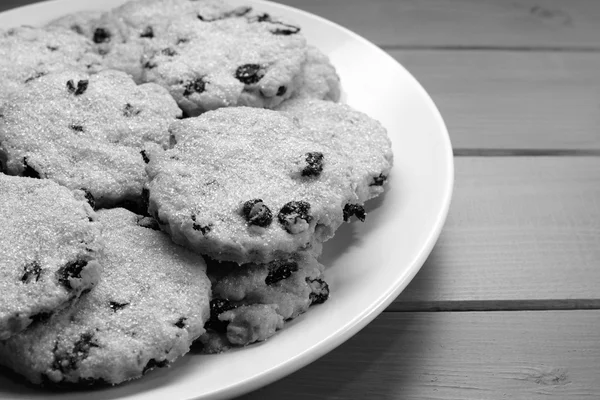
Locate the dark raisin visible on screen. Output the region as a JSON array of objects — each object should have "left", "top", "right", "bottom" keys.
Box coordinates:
[
  {"left": 197, "top": 6, "right": 252, "bottom": 21},
  {"left": 140, "top": 150, "right": 150, "bottom": 163},
  {"left": 22, "top": 158, "right": 41, "bottom": 179},
  {"left": 265, "top": 260, "right": 298, "bottom": 285},
  {"left": 21, "top": 261, "right": 42, "bottom": 283},
  {"left": 253, "top": 13, "right": 271, "bottom": 22},
  {"left": 75, "top": 80, "right": 88, "bottom": 95},
  {"left": 174, "top": 317, "right": 186, "bottom": 328},
  {"left": 205, "top": 298, "right": 237, "bottom": 333},
  {"left": 370, "top": 173, "right": 387, "bottom": 186},
  {"left": 249, "top": 13, "right": 300, "bottom": 35},
  {"left": 24, "top": 71, "right": 46, "bottom": 83},
  {"left": 235, "top": 64, "right": 263, "bottom": 85},
  {"left": 109, "top": 301, "right": 129, "bottom": 312},
  {"left": 301, "top": 152, "right": 324, "bottom": 177},
  {"left": 140, "top": 26, "right": 154, "bottom": 38},
  {"left": 66, "top": 79, "right": 88, "bottom": 95},
  {"left": 124, "top": 103, "right": 141, "bottom": 117},
  {"left": 276, "top": 85, "right": 287, "bottom": 96},
  {"left": 176, "top": 38, "right": 189, "bottom": 45},
  {"left": 92, "top": 27, "right": 111, "bottom": 44},
  {"left": 56, "top": 259, "right": 88, "bottom": 290},
  {"left": 183, "top": 77, "right": 207, "bottom": 96},
  {"left": 142, "top": 358, "right": 169, "bottom": 375},
  {"left": 343, "top": 204, "right": 366, "bottom": 222},
  {"left": 30, "top": 311, "right": 52, "bottom": 323},
  {"left": 161, "top": 47, "right": 177, "bottom": 57},
  {"left": 272, "top": 26, "right": 300, "bottom": 35},
  {"left": 46, "top": 45, "right": 58, "bottom": 51},
  {"left": 143, "top": 59, "right": 156, "bottom": 69},
  {"left": 278, "top": 201, "right": 312, "bottom": 233},
  {"left": 69, "top": 124, "right": 84, "bottom": 132},
  {"left": 242, "top": 199, "right": 273, "bottom": 227},
  {"left": 52, "top": 333, "right": 99, "bottom": 374},
  {"left": 307, "top": 278, "right": 329, "bottom": 305},
  {"left": 192, "top": 222, "right": 212, "bottom": 235}
]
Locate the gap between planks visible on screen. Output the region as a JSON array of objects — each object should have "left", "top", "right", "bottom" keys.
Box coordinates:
[
  {"left": 453, "top": 149, "right": 600, "bottom": 157},
  {"left": 380, "top": 45, "right": 600, "bottom": 52},
  {"left": 387, "top": 299, "right": 600, "bottom": 312},
  {"left": 239, "top": 311, "right": 600, "bottom": 400}
]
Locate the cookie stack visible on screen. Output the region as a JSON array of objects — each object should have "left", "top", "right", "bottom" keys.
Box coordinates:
[{"left": 0, "top": 0, "right": 392, "bottom": 387}]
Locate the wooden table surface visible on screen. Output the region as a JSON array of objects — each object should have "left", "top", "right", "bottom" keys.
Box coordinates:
[{"left": 2, "top": 0, "right": 599, "bottom": 399}]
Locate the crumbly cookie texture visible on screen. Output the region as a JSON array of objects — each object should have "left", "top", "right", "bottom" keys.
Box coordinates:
[
  {"left": 145, "top": 99, "right": 391, "bottom": 264},
  {"left": 197, "top": 252, "right": 329, "bottom": 353},
  {"left": 0, "top": 26, "right": 101, "bottom": 106},
  {"left": 0, "top": 175, "right": 102, "bottom": 341},
  {"left": 0, "top": 208, "right": 210, "bottom": 386},
  {"left": 293, "top": 45, "right": 341, "bottom": 102},
  {"left": 0, "top": 69, "right": 181, "bottom": 208}
]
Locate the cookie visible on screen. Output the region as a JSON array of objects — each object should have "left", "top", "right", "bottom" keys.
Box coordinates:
[
  {"left": 0, "top": 208, "right": 211, "bottom": 385},
  {"left": 145, "top": 99, "right": 392, "bottom": 264},
  {"left": 197, "top": 252, "right": 329, "bottom": 352},
  {"left": 139, "top": 9, "right": 307, "bottom": 115},
  {"left": 0, "top": 69, "right": 181, "bottom": 209},
  {"left": 293, "top": 45, "right": 341, "bottom": 102},
  {"left": 0, "top": 26, "right": 101, "bottom": 106},
  {"left": 0, "top": 174, "right": 102, "bottom": 341},
  {"left": 47, "top": 11, "right": 147, "bottom": 83}
]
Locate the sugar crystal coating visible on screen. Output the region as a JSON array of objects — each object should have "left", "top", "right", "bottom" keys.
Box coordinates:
[
  {"left": 0, "top": 175, "right": 102, "bottom": 340},
  {"left": 0, "top": 69, "right": 181, "bottom": 208},
  {"left": 0, "top": 26, "right": 101, "bottom": 107},
  {"left": 0, "top": 208, "right": 210, "bottom": 385}
]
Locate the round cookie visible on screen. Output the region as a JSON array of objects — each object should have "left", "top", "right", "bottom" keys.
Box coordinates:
[
  {"left": 0, "top": 69, "right": 181, "bottom": 208},
  {"left": 197, "top": 252, "right": 329, "bottom": 353},
  {"left": 0, "top": 208, "right": 211, "bottom": 386},
  {"left": 0, "top": 26, "right": 101, "bottom": 106},
  {"left": 140, "top": 10, "right": 307, "bottom": 115},
  {"left": 0, "top": 174, "right": 102, "bottom": 341},
  {"left": 145, "top": 99, "right": 392, "bottom": 264}
]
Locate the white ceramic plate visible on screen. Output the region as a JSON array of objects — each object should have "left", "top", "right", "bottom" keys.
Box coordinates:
[{"left": 0, "top": 1, "right": 453, "bottom": 399}]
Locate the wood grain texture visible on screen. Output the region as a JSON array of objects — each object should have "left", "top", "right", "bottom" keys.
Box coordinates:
[
  {"left": 390, "top": 50, "right": 600, "bottom": 150},
  {"left": 391, "top": 157, "right": 600, "bottom": 310},
  {"left": 277, "top": 0, "right": 600, "bottom": 49},
  {"left": 238, "top": 311, "right": 600, "bottom": 399}
]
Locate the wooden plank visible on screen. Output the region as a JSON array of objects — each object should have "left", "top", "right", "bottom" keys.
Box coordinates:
[
  {"left": 239, "top": 311, "right": 600, "bottom": 399},
  {"left": 3, "top": 0, "right": 600, "bottom": 49},
  {"left": 276, "top": 0, "right": 600, "bottom": 49},
  {"left": 391, "top": 157, "right": 600, "bottom": 310},
  {"left": 390, "top": 50, "right": 600, "bottom": 150}
]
